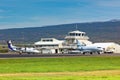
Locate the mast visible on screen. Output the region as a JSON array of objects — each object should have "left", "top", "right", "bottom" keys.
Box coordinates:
[{"left": 75, "top": 24, "right": 78, "bottom": 30}]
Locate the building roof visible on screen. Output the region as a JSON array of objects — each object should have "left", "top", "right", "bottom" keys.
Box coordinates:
[
  {"left": 34, "top": 38, "right": 64, "bottom": 45},
  {"left": 91, "top": 42, "right": 116, "bottom": 48},
  {"left": 69, "top": 30, "right": 85, "bottom": 34}
]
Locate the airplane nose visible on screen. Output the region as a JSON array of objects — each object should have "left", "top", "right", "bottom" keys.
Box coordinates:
[
  {"left": 100, "top": 48, "right": 103, "bottom": 51},
  {"left": 97, "top": 47, "right": 104, "bottom": 51}
]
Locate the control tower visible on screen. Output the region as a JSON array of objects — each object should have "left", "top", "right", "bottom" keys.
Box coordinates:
[{"left": 65, "top": 30, "right": 92, "bottom": 45}]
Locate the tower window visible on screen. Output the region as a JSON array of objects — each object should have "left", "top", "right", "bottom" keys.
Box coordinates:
[{"left": 82, "top": 34, "right": 84, "bottom": 36}]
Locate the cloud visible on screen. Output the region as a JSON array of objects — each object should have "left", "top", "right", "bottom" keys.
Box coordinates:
[{"left": 0, "top": 16, "right": 84, "bottom": 29}]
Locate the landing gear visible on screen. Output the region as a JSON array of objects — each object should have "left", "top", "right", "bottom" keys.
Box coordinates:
[
  {"left": 19, "top": 51, "right": 22, "bottom": 55},
  {"left": 90, "top": 52, "right": 93, "bottom": 55},
  {"left": 83, "top": 52, "right": 85, "bottom": 55},
  {"left": 98, "top": 52, "right": 100, "bottom": 54},
  {"left": 97, "top": 51, "right": 103, "bottom": 54},
  {"left": 19, "top": 53, "right": 22, "bottom": 55}
]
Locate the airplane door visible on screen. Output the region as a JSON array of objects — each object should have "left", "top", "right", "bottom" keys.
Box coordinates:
[{"left": 55, "top": 49, "right": 58, "bottom": 53}]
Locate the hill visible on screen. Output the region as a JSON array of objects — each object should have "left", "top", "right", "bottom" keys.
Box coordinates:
[{"left": 0, "top": 20, "right": 120, "bottom": 44}]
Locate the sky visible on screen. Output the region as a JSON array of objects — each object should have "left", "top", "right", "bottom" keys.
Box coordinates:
[{"left": 0, "top": 0, "right": 120, "bottom": 29}]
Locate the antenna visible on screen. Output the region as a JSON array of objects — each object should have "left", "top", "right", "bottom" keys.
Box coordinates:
[{"left": 75, "top": 24, "right": 78, "bottom": 30}]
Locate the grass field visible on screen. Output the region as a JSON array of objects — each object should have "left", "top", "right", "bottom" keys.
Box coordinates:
[{"left": 0, "top": 56, "right": 120, "bottom": 80}]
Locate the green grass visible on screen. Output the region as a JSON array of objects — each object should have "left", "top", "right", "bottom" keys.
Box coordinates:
[
  {"left": 0, "top": 56, "right": 120, "bottom": 80},
  {"left": 0, "top": 75, "right": 120, "bottom": 80},
  {"left": 0, "top": 56, "right": 120, "bottom": 73}
]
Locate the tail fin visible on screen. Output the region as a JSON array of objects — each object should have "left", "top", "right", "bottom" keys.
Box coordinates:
[
  {"left": 76, "top": 39, "right": 86, "bottom": 49},
  {"left": 76, "top": 39, "right": 83, "bottom": 46},
  {"left": 7, "top": 40, "right": 15, "bottom": 51}
]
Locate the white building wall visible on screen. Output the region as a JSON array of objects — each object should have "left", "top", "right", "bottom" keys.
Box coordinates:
[
  {"left": 51, "top": 49, "right": 56, "bottom": 54},
  {"left": 93, "top": 43, "right": 120, "bottom": 53},
  {"left": 113, "top": 43, "right": 120, "bottom": 53},
  {"left": 42, "top": 49, "right": 52, "bottom": 54}
]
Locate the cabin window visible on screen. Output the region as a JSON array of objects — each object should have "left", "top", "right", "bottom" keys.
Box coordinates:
[{"left": 42, "top": 39, "right": 53, "bottom": 42}]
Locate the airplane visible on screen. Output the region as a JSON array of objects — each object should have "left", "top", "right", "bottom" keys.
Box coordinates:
[
  {"left": 69, "top": 39, "right": 104, "bottom": 54},
  {"left": 7, "top": 40, "right": 40, "bottom": 54}
]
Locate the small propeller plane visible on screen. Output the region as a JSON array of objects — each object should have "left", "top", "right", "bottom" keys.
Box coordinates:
[{"left": 7, "top": 40, "right": 40, "bottom": 55}]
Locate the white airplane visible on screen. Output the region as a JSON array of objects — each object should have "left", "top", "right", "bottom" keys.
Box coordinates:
[
  {"left": 7, "top": 40, "right": 40, "bottom": 54},
  {"left": 69, "top": 40, "right": 104, "bottom": 54}
]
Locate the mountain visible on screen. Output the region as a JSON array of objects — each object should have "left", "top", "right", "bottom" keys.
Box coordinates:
[{"left": 0, "top": 20, "right": 120, "bottom": 44}]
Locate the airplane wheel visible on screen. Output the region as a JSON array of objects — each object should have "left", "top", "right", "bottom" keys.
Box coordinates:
[
  {"left": 90, "top": 52, "right": 93, "bottom": 55},
  {"left": 83, "top": 52, "right": 85, "bottom": 55},
  {"left": 19, "top": 53, "right": 22, "bottom": 55},
  {"left": 97, "top": 52, "right": 101, "bottom": 54},
  {"left": 19, "top": 51, "right": 22, "bottom": 55}
]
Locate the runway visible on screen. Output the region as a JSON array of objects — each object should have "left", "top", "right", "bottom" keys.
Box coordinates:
[{"left": 0, "top": 53, "right": 120, "bottom": 58}]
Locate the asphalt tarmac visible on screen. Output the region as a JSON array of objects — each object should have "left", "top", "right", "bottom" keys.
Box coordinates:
[{"left": 0, "top": 53, "right": 120, "bottom": 58}]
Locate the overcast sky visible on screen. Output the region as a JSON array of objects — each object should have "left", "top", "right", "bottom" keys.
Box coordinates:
[{"left": 0, "top": 0, "right": 120, "bottom": 29}]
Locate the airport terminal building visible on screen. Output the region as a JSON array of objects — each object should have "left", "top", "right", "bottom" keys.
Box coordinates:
[
  {"left": 34, "top": 38, "right": 64, "bottom": 54},
  {"left": 34, "top": 30, "right": 120, "bottom": 54}
]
